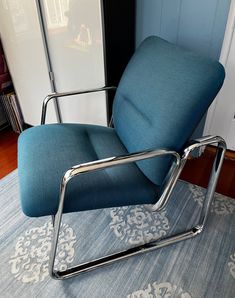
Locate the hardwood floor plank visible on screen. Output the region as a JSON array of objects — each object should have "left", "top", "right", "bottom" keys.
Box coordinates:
[
  {"left": 0, "top": 128, "right": 18, "bottom": 178},
  {"left": 180, "top": 148, "right": 235, "bottom": 199}
]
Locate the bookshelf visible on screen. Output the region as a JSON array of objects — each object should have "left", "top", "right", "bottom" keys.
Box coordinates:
[
  {"left": 0, "top": 89, "right": 24, "bottom": 133},
  {"left": 0, "top": 39, "right": 24, "bottom": 133}
]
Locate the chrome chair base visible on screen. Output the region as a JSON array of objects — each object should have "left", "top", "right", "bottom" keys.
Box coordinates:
[
  {"left": 53, "top": 226, "right": 202, "bottom": 280},
  {"left": 49, "top": 136, "right": 226, "bottom": 280}
]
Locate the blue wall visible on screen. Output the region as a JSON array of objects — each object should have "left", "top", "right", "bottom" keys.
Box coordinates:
[
  {"left": 136, "top": 0, "right": 231, "bottom": 60},
  {"left": 136, "top": 0, "right": 231, "bottom": 138}
]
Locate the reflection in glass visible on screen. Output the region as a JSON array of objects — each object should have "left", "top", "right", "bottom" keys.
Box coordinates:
[
  {"left": 43, "top": 0, "right": 102, "bottom": 51},
  {"left": 41, "top": 0, "right": 106, "bottom": 125},
  {"left": 44, "top": 0, "right": 69, "bottom": 29},
  {"left": 6, "top": 0, "right": 29, "bottom": 34}
]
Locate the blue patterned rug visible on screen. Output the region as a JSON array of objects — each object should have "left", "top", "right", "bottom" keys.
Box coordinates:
[{"left": 0, "top": 170, "right": 235, "bottom": 298}]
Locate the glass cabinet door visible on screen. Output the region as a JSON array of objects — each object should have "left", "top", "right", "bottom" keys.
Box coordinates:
[{"left": 41, "top": 0, "right": 107, "bottom": 126}]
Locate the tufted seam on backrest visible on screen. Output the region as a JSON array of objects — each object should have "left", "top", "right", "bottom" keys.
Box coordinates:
[
  {"left": 121, "top": 93, "right": 153, "bottom": 126},
  {"left": 84, "top": 128, "right": 99, "bottom": 161}
]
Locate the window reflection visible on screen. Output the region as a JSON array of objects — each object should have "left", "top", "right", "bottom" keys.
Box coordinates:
[
  {"left": 4, "top": 0, "right": 29, "bottom": 34},
  {"left": 43, "top": 0, "right": 102, "bottom": 50},
  {"left": 43, "top": 0, "right": 69, "bottom": 29}
]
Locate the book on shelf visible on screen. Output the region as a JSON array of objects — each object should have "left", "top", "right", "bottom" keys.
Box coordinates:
[
  {"left": 0, "top": 92, "right": 24, "bottom": 133},
  {"left": 0, "top": 98, "right": 7, "bottom": 128}
]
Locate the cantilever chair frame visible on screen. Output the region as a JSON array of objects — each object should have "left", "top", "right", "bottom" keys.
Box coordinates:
[{"left": 41, "top": 87, "right": 226, "bottom": 280}]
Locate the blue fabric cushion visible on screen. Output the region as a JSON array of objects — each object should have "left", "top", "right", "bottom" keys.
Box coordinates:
[
  {"left": 113, "top": 36, "right": 225, "bottom": 185},
  {"left": 18, "top": 124, "right": 158, "bottom": 217}
]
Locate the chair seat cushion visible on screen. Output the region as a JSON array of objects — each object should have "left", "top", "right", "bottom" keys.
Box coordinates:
[{"left": 18, "top": 124, "right": 159, "bottom": 217}]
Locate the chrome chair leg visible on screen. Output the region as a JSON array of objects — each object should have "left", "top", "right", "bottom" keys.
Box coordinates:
[
  {"left": 51, "top": 215, "right": 55, "bottom": 227},
  {"left": 49, "top": 137, "right": 226, "bottom": 280}
]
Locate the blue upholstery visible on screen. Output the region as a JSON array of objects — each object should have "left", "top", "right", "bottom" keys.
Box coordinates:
[
  {"left": 18, "top": 36, "right": 225, "bottom": 217},
  {"left": 113, "top": 36, "right": 225, "bottom": 185},
  {"left": 18, "top": 124, "right": 158, "bottom": 217}
]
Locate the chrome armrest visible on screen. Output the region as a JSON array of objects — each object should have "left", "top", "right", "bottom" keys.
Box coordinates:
[
  {"left": 151, "top": 135, "right": 226, "bottom": 212},
  {"left": 41, "top": 86, "right": 117, "bottom": 124},
  {"left": 183, "top": 135, "right": 226, "bottom": 157},
  {"left": 58, "top": 135, "right": 226, "bottom": 216},
  {"left": 63, "top": 149, "right": 180, "bottom": 182},
  {"left": 55, "top": 148, "right": 180, "bottom": 222}
]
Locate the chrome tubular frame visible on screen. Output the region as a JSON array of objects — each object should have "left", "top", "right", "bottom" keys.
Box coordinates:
[
  {"left": 41, "top": 86, "right": 117, "bottom": 125},
  {"left": 41, "top": 86, "right": 117, "bottom": 226},
  {"left": 49, "top": 135, "right": 226, "bottom": 280}
]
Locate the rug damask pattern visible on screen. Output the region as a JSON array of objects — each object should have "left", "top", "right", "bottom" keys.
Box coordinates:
[{"left": 0, "top": 170, "right": 234, "bottom": 298}]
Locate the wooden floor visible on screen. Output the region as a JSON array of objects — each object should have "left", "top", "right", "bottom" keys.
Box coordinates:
[
  {"left": 0, "top": 127, "right": 18, "bottom": 179},
  {"left": 180, "top": 147, "right": 235, "bottom": 199},
  {"left": 0, "top": 127, "right": 235, "bottom": 199}
]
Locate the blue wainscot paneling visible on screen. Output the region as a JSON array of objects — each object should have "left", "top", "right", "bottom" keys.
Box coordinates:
[
  {"left": 136, "top": 0, "right": 231, "bottom": 138},
  {"left": 136, "top": 0, "right": 231, "bottom": 60}
]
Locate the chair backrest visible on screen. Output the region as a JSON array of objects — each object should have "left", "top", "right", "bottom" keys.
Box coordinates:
[{"left": 113, "top": 36, "right": 225, "bottom": 186}]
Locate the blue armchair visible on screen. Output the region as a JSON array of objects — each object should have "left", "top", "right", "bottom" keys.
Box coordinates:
[{"left": 18, "top": 36, "right": 226, "bottom": 279}]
